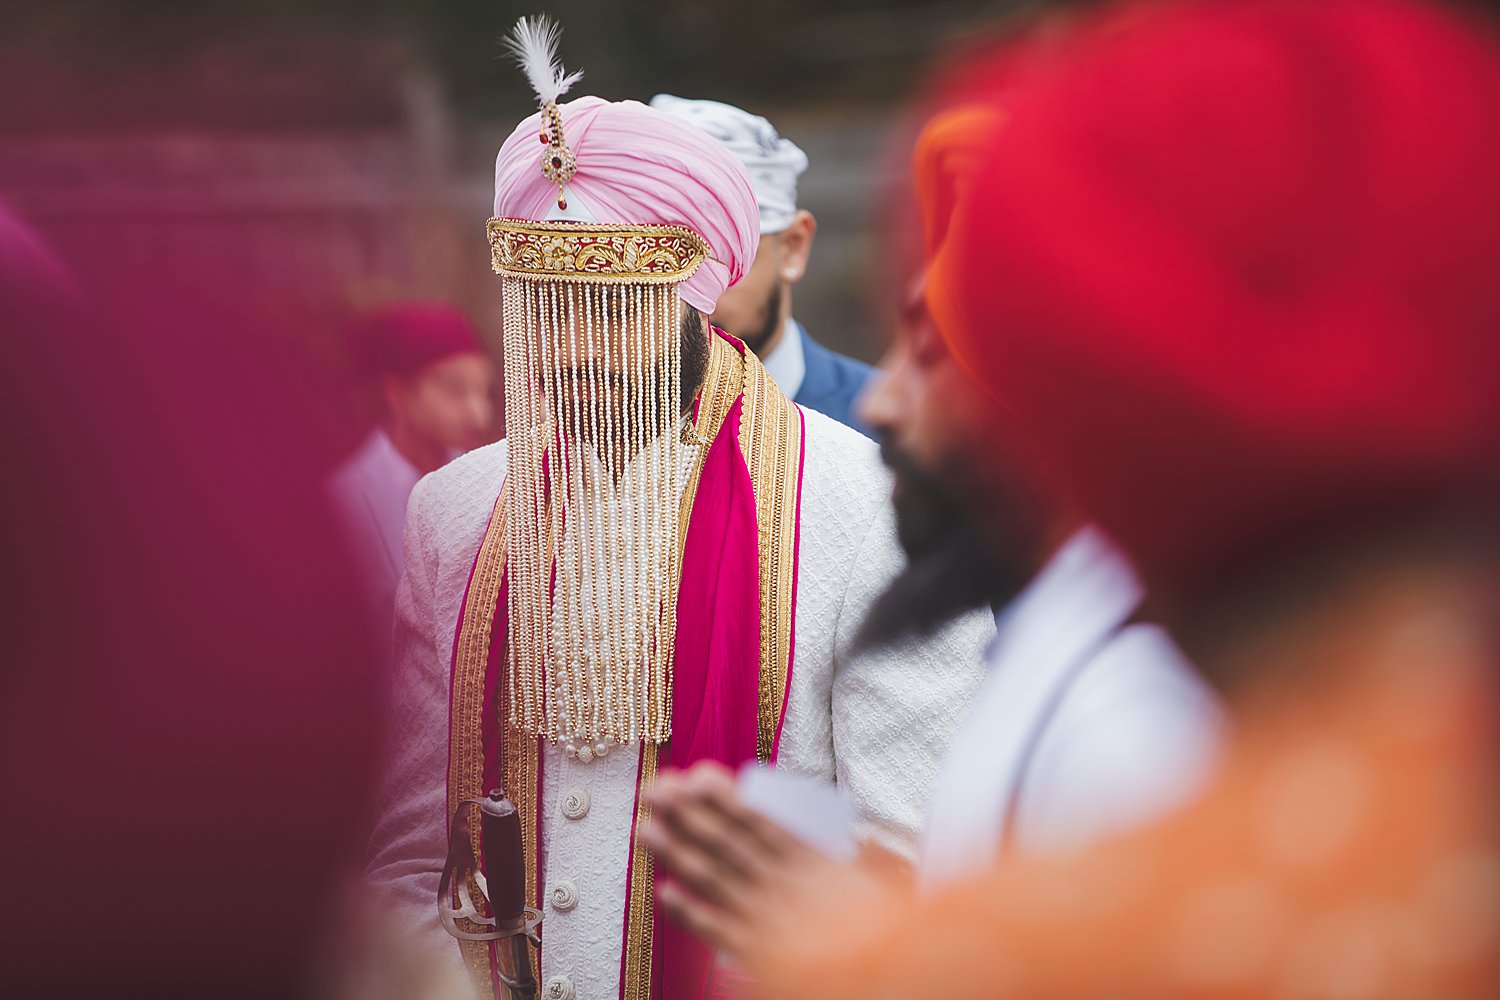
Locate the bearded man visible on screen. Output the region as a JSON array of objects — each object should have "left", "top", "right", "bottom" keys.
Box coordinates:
[{"left": 646, "top": 1, "right": 1500, "bottom": 996}]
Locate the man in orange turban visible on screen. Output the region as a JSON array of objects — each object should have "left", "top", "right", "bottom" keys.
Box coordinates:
[
  {"left": 644, "top": 0, "right": 1500, "bottom": 995},
  {"left": 645, "top": 22, "right": 1224, "bottom": 911}
]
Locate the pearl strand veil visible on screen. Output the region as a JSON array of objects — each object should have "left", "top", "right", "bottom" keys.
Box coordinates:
[
  {"left": 501, "top": 276, "right": 687, "bottom": 752},
  {"left": 496, "top": 16, "right": 717, "bottom": 755}
]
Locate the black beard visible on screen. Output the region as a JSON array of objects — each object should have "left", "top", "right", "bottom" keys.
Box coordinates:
[
  {"left": 679, "top": 306, "right": 709, "bottom": 405},
  {"left": 731, "top": 281, "right": 783, "bottom": 356},
  {"left": 562, "top": 306, "right": 708, "bottom": 414},
  {"left": 851, "top": 438, "right": 1036, "bottom": 654},
  {"left": 556, "top": 308, "right": 710, "bottom": 460}
]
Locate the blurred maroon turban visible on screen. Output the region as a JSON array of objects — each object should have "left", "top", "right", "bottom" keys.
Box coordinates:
[
  {"left": 360, "top": 301, "right": 485, "bottom": 377},
  {"left": 927, "top": 0, "right": 1500, "bottom": 590}
]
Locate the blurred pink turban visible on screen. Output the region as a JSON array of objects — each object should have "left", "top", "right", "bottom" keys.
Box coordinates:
[
  {"left": 359, "top": 301, "right": 484, "bottom": 377},
  {"left": 494, "top": 96, "right": 760, "bottom": 314}
]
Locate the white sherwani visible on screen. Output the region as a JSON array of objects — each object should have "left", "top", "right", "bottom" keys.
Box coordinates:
[{"left": 367, "top": 407, "right": 990, "bottom": 999}]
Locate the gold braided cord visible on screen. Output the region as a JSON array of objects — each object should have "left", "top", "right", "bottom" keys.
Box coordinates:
[
  {"left": 621, "top": 742, "right": 659, "bottom": 1000},
  {"left": 737, "top": 350, "right": 804, "bottom": 761},
  {"left": 445, "top": 487, "right": 510, "bottom": 998},
  {"left": 488, "top": 218, "right": 714, "bottom": 284}
]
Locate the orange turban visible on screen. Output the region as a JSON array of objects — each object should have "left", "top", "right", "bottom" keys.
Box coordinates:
[
  {"left": 925, "top": 0, "right": 1500, "bottom": 589},
  {"left": 911, "top": 104, "right": 1006, "bottom": 388}
]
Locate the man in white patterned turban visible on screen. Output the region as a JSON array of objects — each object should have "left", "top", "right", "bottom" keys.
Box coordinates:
[
  {"left": 650, "top": 94, "right": 877, "bottom": 435},
  {"left": 364, "top": 18, "right": 989, "bottom": 1000}
]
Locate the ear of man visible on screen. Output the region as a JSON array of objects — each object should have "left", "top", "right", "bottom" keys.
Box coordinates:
[{"left": 776, "top": 210, "right": 817, "bottom": 284}]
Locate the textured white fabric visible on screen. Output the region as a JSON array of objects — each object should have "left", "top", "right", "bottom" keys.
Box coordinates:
[
  {"left": 648, "top": 94, "right": 808, "bottom": 234},
  {"left": 758, "top": 316, "right": 807, "bottom": 401},
  {"left": 539, "top": 742, "right": 639, "bottom": 993},
  {"left": 366, "top": 405, "right": 990, "bottom": 997},
  {"left": 917, "top": 528, "right": 1224, "bottom": 891}
]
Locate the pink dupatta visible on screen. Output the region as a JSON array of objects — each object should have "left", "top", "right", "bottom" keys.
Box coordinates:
[{"left": 449, "top": 331, "right": 804, "bottom": 1000}]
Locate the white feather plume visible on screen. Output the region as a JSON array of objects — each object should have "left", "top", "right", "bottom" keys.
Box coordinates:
[{"left": 505, "top": 15, "right": 583, "bottom": 107}]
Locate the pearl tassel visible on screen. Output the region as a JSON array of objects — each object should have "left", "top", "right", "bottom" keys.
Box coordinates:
[{"left": 502, "top": 277, "right": 688, "bottom": 753}]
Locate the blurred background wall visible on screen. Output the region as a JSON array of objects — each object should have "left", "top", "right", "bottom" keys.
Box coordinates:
[{"left": 0, "top": 0, "right": 1047, "bottom": 439}]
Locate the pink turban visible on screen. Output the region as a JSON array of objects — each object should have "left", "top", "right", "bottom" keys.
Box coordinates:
[{"left": 493, "top": 96, "right": 760, "bottom": 314}]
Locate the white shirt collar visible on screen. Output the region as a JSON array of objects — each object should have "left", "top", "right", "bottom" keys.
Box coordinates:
[
  {"left": 758, "top": 316, "right": 807, "bottom": 400},
  {"left": 988, "top": 526, "right": 1143, "bottom": 674},
  {"left": 367, "top": 428, "right": 423, "bottom": 498}
]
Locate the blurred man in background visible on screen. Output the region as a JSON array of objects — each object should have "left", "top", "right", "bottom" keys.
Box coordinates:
[
  {"left": 330, "top": 302, "right": 494, "bottom": 625},
  {"left": 651, "top": 94, "right": 876, "bottom": 434},
  {"left": 644, "top": 99, "right": 1223, "bottom": 899},
  {"left": 866, "top": 101, "right": 1220, "bottom": 878},
  {"left": 646, "top": 1, "right": 1500, "bottom": 996}
]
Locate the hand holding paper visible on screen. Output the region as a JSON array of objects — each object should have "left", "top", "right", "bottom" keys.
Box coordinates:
[{"left": 641, "top": 761, "right": 876, "bottom": 966}]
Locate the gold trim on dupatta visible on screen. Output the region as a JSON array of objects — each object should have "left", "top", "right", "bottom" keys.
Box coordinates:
[
  {"left": 447, "top": 484, "right": 533, "bottom": 996},
  {"left": 621, "top": 743, "right": 660, "bottom": 1000},
  {"left": 737, "top": 345, "right": 805, "bottom": 762}
]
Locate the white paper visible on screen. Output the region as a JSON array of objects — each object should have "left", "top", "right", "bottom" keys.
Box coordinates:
[{"left": 735, "top": 763, "right": 859, "bottom": 862}]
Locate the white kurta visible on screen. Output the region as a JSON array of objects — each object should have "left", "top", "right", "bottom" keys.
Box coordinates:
[
  {"left": 367, "top": 407, "right": 991, "bottom": 998},
  {"left": 917, "top": 527, "right": 1224, "bottom": 890}
]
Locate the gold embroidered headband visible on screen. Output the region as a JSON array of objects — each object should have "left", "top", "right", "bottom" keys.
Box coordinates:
[{"left": 487, "top": 218, "right": 713, "bottom": 284}]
